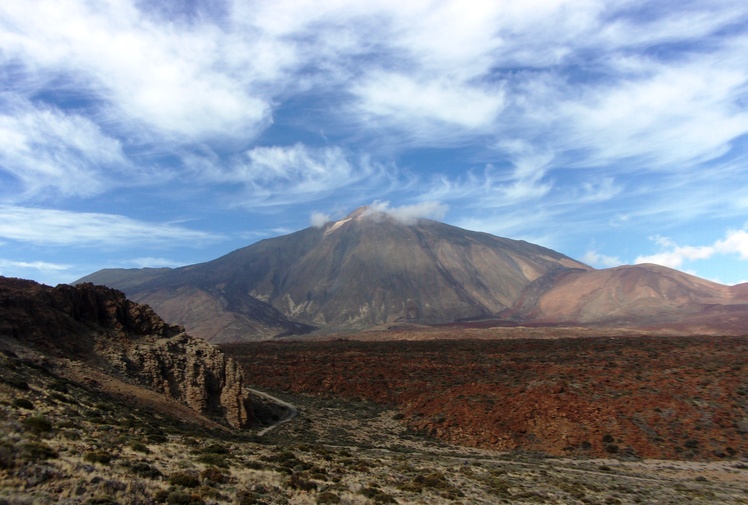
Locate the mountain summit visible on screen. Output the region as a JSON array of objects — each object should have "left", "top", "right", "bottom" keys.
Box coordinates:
[{"left": 78, "top": 209, "right": 589, "bottom": 341}]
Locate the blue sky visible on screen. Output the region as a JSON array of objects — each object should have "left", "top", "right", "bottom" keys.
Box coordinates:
[{"left": 2, "top": 0, "right": 748, "bottom": 286}]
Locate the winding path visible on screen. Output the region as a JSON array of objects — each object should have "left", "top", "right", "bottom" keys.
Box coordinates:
[{"left": 248, "top": 388, "right": 298, "bottom": 436}]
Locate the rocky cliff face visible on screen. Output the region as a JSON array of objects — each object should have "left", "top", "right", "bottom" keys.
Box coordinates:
[
  {"left": 104, "top": 333, "right": 251, "bottom": 428},
  {"left": 0, "top": 276, "right": 251, "bottom": 428}
]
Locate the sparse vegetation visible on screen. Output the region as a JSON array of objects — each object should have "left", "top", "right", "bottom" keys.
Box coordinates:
[{"left": 1, "top": 328, "right": 746, "bottom": 504}]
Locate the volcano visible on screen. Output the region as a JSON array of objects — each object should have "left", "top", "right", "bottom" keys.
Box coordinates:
[{"left": 78, "top": 206, "right": 589, "bottom": 341}]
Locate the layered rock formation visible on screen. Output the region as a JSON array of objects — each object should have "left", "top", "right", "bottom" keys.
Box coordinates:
[{"left": 0, "top": 276, "right": 251, "bottom": 428}]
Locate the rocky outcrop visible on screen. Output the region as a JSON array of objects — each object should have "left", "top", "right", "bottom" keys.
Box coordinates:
[
  {"left": 106, "top": 333, "right": 251, "bottom": 428},
  {"left": 0, "top": 276, "right": 251, "bottom": 428}
]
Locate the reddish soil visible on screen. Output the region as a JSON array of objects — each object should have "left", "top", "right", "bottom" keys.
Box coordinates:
[{"left": 223, "top": 333, "right": 748, "bottom": 460}]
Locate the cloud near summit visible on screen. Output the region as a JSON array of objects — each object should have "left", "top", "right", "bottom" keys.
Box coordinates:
[{"left": 364, "top": 201, "right": 448, "bottom": 225}]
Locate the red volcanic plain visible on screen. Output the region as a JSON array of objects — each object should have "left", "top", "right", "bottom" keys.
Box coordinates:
[{"left": 223, "top": 331, "right": 748, "bottom": 461}]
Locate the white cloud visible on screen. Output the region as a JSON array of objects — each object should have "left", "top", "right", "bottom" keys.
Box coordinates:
[
  {"left": 0, "top": 259, "right": 70, "bottom": 272},
  {"left": 195, "top": 143, "right": 391, "bottom": 207},
  {"left": 1, "top": 1, "right": 272, "bottom": 142},
  {"left": 636, "top": 229, "right": 748, "bottom": 269},
  {"left": 310, "top": 212, "right": 331, "bottom": 228},
  {"left": 364, "top": 200, "right": 448, "bottom": 225},
  {"left": 0, "top": 97, "right": 127, "bottom": 198},
  {"left": 582, "top": 250, "right": 621, "bottom": 268},
  {"left": 559, "top": 60, "right": 748, "bottom": 169},
  {"left": 127, "top": 257, "right": 184, "bottom": 268},
  {"left": 0, "top": 205, "right": 221, "bottom": 247},
  {"left": 352, "top": 72, "right": 505, "bottom": 135}
]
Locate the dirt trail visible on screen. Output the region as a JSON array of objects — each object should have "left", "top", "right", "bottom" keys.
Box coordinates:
[{"left": 248, "top": 387, "right": 298, "bottom": 436}]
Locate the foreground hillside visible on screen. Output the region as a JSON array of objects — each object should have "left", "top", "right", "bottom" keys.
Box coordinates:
[
  {"left": 2, "top": 349, "right": 747, "bottom": 504},
  {"left": 0, "top": 277, "right": 252, "bottom": 428},
  {"left": 224, "top": 332, "right": 748, "bottom": 461}
]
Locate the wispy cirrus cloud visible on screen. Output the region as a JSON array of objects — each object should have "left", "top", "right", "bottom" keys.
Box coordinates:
[
  {"left": 0, "top": 96, "right": 126, "bottom": 198},
  {"left": 0, "top": 259, "right": 70, "bottom": 272},
  {"left": 190, "top": 143, "right": 395, "bottom": 207},
  {"left": 0, "top": 205, "right": 221, "bottom": 247}
]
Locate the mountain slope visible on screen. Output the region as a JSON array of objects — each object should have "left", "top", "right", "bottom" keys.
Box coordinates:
[
  {"left": 79, "top": 207, "right": 589, "bottom": 341},
  {"left": 507, "top": 263, "right": 748, "bottom": 334}
]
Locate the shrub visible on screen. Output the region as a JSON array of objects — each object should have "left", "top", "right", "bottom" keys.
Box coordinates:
[
  {"left": 49, "top": 379, "right": 69, "bottom": 393},
  {"left": 316, "top": 491, "right": 341, "bottom": 504},
  {"left": 22, "top": 441, "right": 58, "bottom": 462},
  {"left": 22, "top": 415, "right": 52, "bottom": 435},
  {"left": 85, "top": 496, "right": 119, "bottom": 505},
  {"left": 12, "top": 398, "right": 34, "bottom": 410},
  {"left": 236, "top": 491, "right": 267, "bottom": 505},
  {"left": 130, "top": 462, "right": 162, "bottom": 479},
  {"left": 199, "top": 443, "right": 229, "bottom": 454},
  {"left": 195, "top": 453, "right": 229, "bottom": 468},
  {"left": 1, "top": 376, "right": 29, "bottom": 390},
  {"left": 0, "top": 440, "right": 17, "bottom": 469},
  {"left": 164, "top": 491, "right": 204, "bottom": 505},
  {"left": 84, "top": 451, "right": 113, "bottom": 465},
  {"left": 288, "top": 472, "right": 317, "bottom": 491},
  {"left": 130, "top": 441, "right": 151, "bottom": 454},
  {"left": 200, "top": 467, "right": 226, "bottom": 485},
  {"left": 169, "top": 472, "right": 201, "bottom": 488}
]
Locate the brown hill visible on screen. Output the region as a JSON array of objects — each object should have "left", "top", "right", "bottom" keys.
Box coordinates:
[
  {"left": 506, "top": 263, "right": 748, "bottom": 335},
  {"left": 0, "top": 276, "right": 252, "bottom": 428},
  {"left": 79, "top": 206, "right": 589, "bottom": 342}
]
